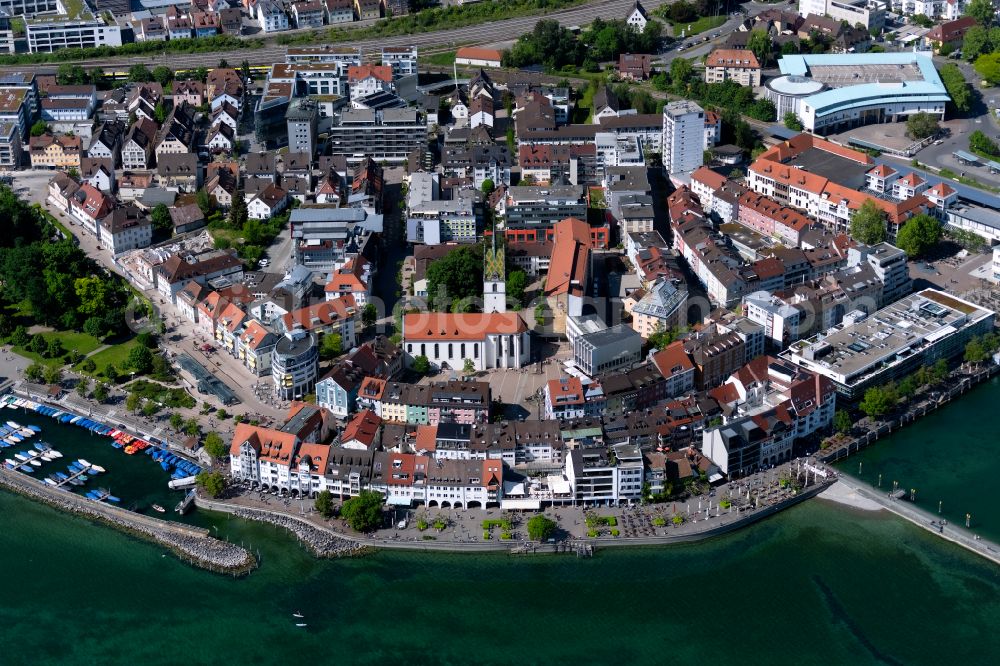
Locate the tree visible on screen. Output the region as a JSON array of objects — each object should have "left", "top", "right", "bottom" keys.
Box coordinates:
[
  {"left": 56, "top": 64, "right": 88, "bottom": 85},
  {"left": 850, "top": 200, "right": 887, "bottom": 245},
  {"left": 783, "top": 112, "right": 803, "bottom": 131},
  {"left": 0, "top": 313, "right": 10, "bottom": 339},
  {"left": 153, "top": 101, "right": 167, "bottom": 124},
  {"left": 481, "top": 178, "right": 495, "bottom": 194},
  {"left": 932, "top": 359, "right": 949, "bottom": 383},
  {"left": 362, "top": 303, "right": 377, "bottom": 329},
  {"left": 10, "top": 325, "right": 29, "bottom": 348},
  {"left": 127, "top": 344, "right": 154, "bottom": 375},
  {"left": 75, "top": 377, "right": 90, "bottom": 398},
  {"left": 92, "top": 382, "right": 109, "bottom": 402},
  {"left": 911, "top": 14, "right": 934, "bottom": 28},
  {"left": 747, "top": 29, "right": 773, "bottom": 67},
  {"left": 966, "top": 0, "right": 997, "bottom": 27},
  {"left": 43, "top": 365, "right": 63, "bottom": 385},
  {"left": 74, "top": 276, "right": 110, "bottom": 317},
  {"left": 228, "top": 189, "right": 247, "bottom": 229},
  {"left": 196, "top": 471, "right": 227, "bottom": 498},
  {"left": 906, "top": 112, "right": 939, "bottom": 139},
  {"left": 150, "top": 204, "right": 173, "bottom": 237},
  {"left": 970, "top": 130, "right": 1000, "bottom": 157},
  {"left": 463, "top": 358, "right": 476, "bottom": 375},
  {"left": 216, "top": 408, "right": 229, "bottom": 420},
  {"left": 648, "top": 324, "right": 684, "bottom": 350},
  {"left": 965, "top": 336, "right": 989, "bottom": 365},
  {"left": 974, "top": 52, "right": 1000, "bottom": 85},
  {"left": 141, "top": 401, "right": 159, "bottom": 417},
  {"left": 184, "top": 418, "right": 201, "bottom": 437},
  {"left": 320, "top": 332, "right": 343, "bottom": 360},
  {"left": 425, "top": 245, "right": 483, "bottom": 310},
  {"left": 128, "top": 64, "right": 152, "bottom": 83},
  {"left": 527, "top": 514, "right": 557, "bottom": 541},
  {"left": 44, "top": 336, "right": 64, "bottom": 360},
  {"left": 506, "top": 269, "right": 527, "bottom": 308},
  {"left": 170, "top": 412, "right": 185, "bottom": 431},
  {"left": 939, "top": 64, "right": 973, "bottom": 113},
  {"left": 339, "top": 490, "right": 384, "bottom": 532},
  {"left": 196, "top": 188, "right": 214, "bottom": 216},
  {"left": 152, "top": 65, "right": 173, "bottom": 87},
  {"left": 895, "top": 214, "right": 941, "bottom": 258},
  {"left": 126, "top": 392, "right": 142, "bottom": 413},
  {"left": 314, "top": 490, "right": 335, "bottom": 518},
  {"left": 670, "top": 57, "right": 693, "bottom": 91},
  {"left": 28, "top": 333, "right": 47, "bottom": 356},
  {"left": 30, "top": 120, "right": 49, "bottom": 137},
  {"left": 962, "top": 25, "right": 991, "bottom": 61},
  {"left": 412, "top": 355, "right": 431, "bottom": 375},
  {"left": 203, "top": 431, "right": 227, "bottom": 459},
  {"left": 859, "top": 385, "right": 896, "bottom": 419},
  {"left": 83, "top": 316, "right": 106, "bottom": 340},
  {"left": 833, "top": 409, "right": 852, "bottom": 435},
  {"left": 24, "top": 363, "right": 45, "bottom": 383}
]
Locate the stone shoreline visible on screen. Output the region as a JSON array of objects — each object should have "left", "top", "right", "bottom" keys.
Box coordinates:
[
  {"left": 213, "top": 502, "right": 371, "bottom": 558},
  {"left": 0, "top": 469, "right": 256, "bottom": 576}
]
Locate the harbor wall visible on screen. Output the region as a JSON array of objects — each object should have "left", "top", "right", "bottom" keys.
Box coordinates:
[
  {"left": 195, "top": 480, "right": 835, "bottom": 556},
  {"left": 834, "top": 474, "right": 1000, "bottom": 567},
  {"left": 820, "top": 365, "right": 999, "bottom": 464},
  {"left": 0, "top": 468, "right": 256, "bottom": 575}
]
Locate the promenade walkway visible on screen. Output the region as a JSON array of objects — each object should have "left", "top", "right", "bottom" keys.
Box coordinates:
[
  {"left": 832, "top": 476, "right": 1000, "bottom": 567},
  {"left": 197, "top": 458, "right": 837, "bottom": 555}
]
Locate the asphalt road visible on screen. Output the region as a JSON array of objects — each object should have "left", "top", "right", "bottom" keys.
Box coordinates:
[{"left": 9, "top": 0, "right": 673, "bottom": 71}]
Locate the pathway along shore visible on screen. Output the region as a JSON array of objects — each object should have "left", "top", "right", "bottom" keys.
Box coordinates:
[
  {"left": 196, "top": 480, "right": 836, "bottom": 556},
  {"left": 0, "top": 468, "right": 256, "bottom": 575},
  {"left": 822, "top": 477, "right": 1000, "bottom": 567}
]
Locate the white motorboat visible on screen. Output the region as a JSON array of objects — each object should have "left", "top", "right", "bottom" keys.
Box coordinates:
[
  {"left": 78, "top": 459, "right": 92, "bottom": 468},
  {"left": 29, "top": 458, "right": 42, "bottom": 467},
  {"left": 89, "top": 464, "right": 105, "bottom": 473},
  {"left": 13, "top": 453, "right": 28, "bottom": 462},
  {"left": 6, "top": 421, "right": 21, "bottom": 429},
  {"left": 48, "top": 450, "right": 63, "bottom": 459}
]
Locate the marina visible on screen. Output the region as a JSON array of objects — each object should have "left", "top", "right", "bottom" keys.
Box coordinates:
[{"left": 0, "top": 392, "right": 205, "bottom": 520}]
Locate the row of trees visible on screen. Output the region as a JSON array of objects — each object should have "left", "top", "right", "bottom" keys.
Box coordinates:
[
  {"left": 0, "top": 188, "right": 133, "bottom": 337},
  {"left": 656, "top": 60, "right": 776, "bottom": 124},
  {"left": 938, "top": 64, "right": 973, "bottom": 114},
  {"left": 855, "top": 333, "right": 1000, "bottom": 421},
  {"left": 503, "top": 18, "right": 663, "bottom": 72}
]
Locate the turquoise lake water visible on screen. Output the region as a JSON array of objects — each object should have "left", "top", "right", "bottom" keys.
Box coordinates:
[{"left": 3, "top": 381, "right": 1000, "bottom": 665}]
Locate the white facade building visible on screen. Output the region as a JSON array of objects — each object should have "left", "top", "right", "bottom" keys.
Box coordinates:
[{"left": 662, "top": 100, "right": 705, "bottom": 176}]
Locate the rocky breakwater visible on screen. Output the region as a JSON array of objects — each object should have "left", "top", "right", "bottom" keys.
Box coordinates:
[
  {"left": 230, "top": 507, "right": 371, "bottom": 558},
  {"left": 0, "top": 469, "right": 255, "bottom": 575}
]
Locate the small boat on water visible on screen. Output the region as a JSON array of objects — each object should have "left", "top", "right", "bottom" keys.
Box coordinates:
[
  {"left": 107, "top": 495, "right": 120, "bottom": 503},
  {"left": 19, "top": 465, "right": 34, "bottom": 473},
  {"left": 295, "top": 624, "right": 307, "bottom": 628},
  {"left": 48, "top": 450, "right": 63, "bottom": 459},
  {"left": 90, "top": 464, "right": 106, "bottom": 473},
  {"left": 151, "top": 504, "right": 165, "bottom": 513},
  {"left": 78, "top": 459, "right": 92, "bottom": 468},
  {"left": 28, "top": 458, "right": 41, "bottom": 467},
  {"left": 292, "top": 612, "right": 304, "bottom": 618},
  {"left": 43, "top": 478, "right": 57, "bottom": 486},
  {"left": 26, "top": 425, "right": 41, "bottom": 432},
  {"left": 7, "top": 421, "right": 22, "bottom": 429},
  {"left": 14, "top": 453, "right": 28, "bottom": 462}
]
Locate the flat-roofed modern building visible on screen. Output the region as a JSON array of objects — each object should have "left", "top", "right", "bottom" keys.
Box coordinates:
[
  {"left": 272, "top": 329, "right": 319, "bottom": 400},
  {"left": 773, "top": 52, "right": 949, "bottom": 134},
  {"left": 573, "top": 323, "right": 643, "bottom": 376},
  {"left": 781, "top": 289, "right": 995, "bottom": 399},
  {"left": 327, "top": 108, "right": 428, "bottom": 163},
  {"left": 26, "top": 14, "right": 122, "bottom": 53}
]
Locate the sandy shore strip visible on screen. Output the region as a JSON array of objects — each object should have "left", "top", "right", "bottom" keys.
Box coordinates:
[{"left": 818, "top": 481, "right": 884, "bottom": 512}]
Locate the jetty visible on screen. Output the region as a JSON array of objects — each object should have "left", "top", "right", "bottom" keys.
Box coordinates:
[
  {"left": 0, "top": 467, "right": 255, "bottom": 575},
  {"left": 833, "top": 476, "right": 1000, "bottom": 567}
]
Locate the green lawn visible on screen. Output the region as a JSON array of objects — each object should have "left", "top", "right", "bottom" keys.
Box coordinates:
[
  {"left": 12, "top": 330, "right": 102, "bottom": 367},
  {"left": 669, "top": 15, "right": 727, "bottom": 38},
  {"left": 79, "top": 338, "right": 140, "bottom": 377},
  {"left": 423, "top": 50, "right": 457, "bottom": 67}
]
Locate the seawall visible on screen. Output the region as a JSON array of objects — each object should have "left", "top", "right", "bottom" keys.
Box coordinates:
[
  {"left": 196, "top": 480, "right": 835, "bottom": 556},
  {"left": 0, "top": 468, "right": 256, "bottom": 575},
  {"left": 833, "top": 475, "right": 1000, "bottom": 567}
]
